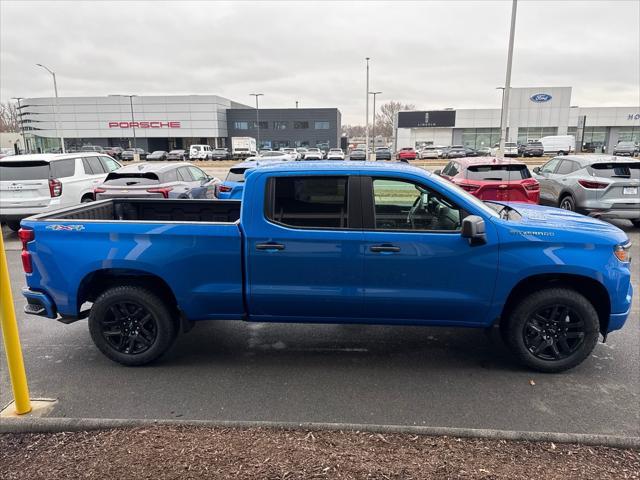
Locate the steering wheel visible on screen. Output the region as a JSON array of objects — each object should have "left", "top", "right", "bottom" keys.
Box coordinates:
[{"left": 407, "top": 195, "right": 424, "bottom": 228}]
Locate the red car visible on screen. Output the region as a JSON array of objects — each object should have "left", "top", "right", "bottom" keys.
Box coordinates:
[
  {"left": 437, "top": 157, "right": 540, "bottom": 204},
  {"left": 396, "top": 147, "right": 417, "bottom": 161}
]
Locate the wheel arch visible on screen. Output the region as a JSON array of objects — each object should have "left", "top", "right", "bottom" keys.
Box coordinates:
[{"left": 500, "top": 273, "right": 611, "bottom": 336}]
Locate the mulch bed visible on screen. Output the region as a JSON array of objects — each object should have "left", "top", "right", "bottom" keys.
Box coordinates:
[{"left": 1, "top": 426, "right": 638, "bottom": 479}]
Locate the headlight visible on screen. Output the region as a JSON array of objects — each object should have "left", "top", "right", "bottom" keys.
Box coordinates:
[{"left": 614, "top": 242, "right": 632, "bottom": 262}]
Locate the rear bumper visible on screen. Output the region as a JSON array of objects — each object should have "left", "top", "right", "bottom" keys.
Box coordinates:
[{"left": 22, "top": 288, "right": 57, "bottom": 319}]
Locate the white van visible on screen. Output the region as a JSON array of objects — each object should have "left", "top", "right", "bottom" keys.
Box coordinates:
[
  {"left": 189, "top": 145, "right": 212, "bottom": 160},
  {"left": 540, "top": 135, "right": 575, "bottom": 156}
]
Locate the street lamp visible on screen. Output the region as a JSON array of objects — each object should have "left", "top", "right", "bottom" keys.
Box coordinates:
[
  {"left": 11, "top": 97, "right": 27, "bottom": 154},
  {"left": 36, "top": 63, "right": 65, "bottom": 153},
  {"left": 496, "top": 87, "right": 505, "bottom": 150},
  {"left": 109, "top": 95, "right": 138, "bottom": 150},
  {"left": 250, "top": 93, "right": 264, "bottom": 151},
  {"left": 498, "top": 0, "right": 518, "bottom": 158},
  {"left": 369, "top": 91, "right": 382, "bottom": 153},
  {"left": 365, "top": 57, "right": 370, "bottom": 160}
]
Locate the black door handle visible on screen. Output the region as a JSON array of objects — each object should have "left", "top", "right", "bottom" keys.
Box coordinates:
[
  {"left": 370, "top": 245, "right": 401, "bottom": 253},
  {"left": 256, "top": 242, "right": 285, "bottom": 251}
]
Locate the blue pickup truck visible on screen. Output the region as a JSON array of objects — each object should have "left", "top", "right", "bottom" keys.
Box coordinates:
[{"left": 19, "top": 162, "right": 633, "bottom": 372}]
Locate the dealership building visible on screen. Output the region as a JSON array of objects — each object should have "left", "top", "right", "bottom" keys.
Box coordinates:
[
  {"left": 396, "top": 87, "right": 640, "bottom": 154},
  {"left": 15, "top": 95, "right": 342, "bottom": 153}
]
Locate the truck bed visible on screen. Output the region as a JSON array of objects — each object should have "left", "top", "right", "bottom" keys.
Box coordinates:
[{"left": 29, "top": 198, "right": 242, "bottom": 223}]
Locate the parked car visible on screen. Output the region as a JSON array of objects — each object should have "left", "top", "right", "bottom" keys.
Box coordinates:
[
  {"left": 20, "top": 162, "right": 633, "bottom": 372},
  {"left": 215, "top": 162, "right": 253, "bottom": 200},
  {"left": 418, "top": 146, "right": 442, "bottom": 159},
  {"left": 327, "top": 148, "right": 345, "bottom": 160},
  {"left": 147, "top": 150, "right": 168, "bottom": 161},
  {"left": 296, "top": 148, "right": 308, "bottom": 158},
  {"left": 257, "top": 151, "right": 292, "bottom": 161},
  {"left": 613, "top": 141, "right": 638, "bottom": 157},
  {"left": 189, "top": 144, "right": 212, "bottom": 160},
  {"left": 304, "top": 148, "right": 324, "bottom": 160},
  {"left": 166, "top": 149, "right": 187, "bottom": 161},
  {"left": 94, "top": 162, "right": 219, "bottom": 200},
  {"left": 476, "top": 147, "right": 492, "bottom": 157},
  {"left": 397, "top": 147, "right": 417, "bottom": 161},
  {"left": 533, "top": 155, "right": 640, "bottom": 225},
  {"left": 374, "top": 147, "right": 392, "bottom": 161},
  {"left": 0, "top": 152, "right": 121, "bottom": 231},
  {"left": 522, "top": 142, "right": 545, "bottom": 157},
  {"left": 120, "top": 148, "right": 148, "bottom": 161},
  {"left": 444, "top": 146, "right": 466, "bottom": 159},
  {"left": 539, "top": 135, "right": 575, "bottom": 156},
  {"left": 80, "top": 145, "right": 106, "bottom": 153},
  {"left": 210, "top": 148, "right": 231, "bottom": 160},
  {"left": 349, "top": 148, "right": 366, "bottom": 160},
  {"left": 464, "top": 147, "right": 479, "bottom": 157},
  {"left": 436, "top": 158, "right": 539, "bottom": 204},
  {"left": 282, "top": 148, "right": 300, "bottom": 160},
  {"left": 103, "top": 146, "right": 123, "bottom": 159}
]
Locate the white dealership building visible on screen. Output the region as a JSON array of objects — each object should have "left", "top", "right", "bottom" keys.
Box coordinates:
[{"left": 396, "top": 87, "right": 640, "bottom": 154}]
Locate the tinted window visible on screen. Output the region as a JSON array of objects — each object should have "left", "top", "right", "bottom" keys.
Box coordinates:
[
  {"left": 540, "top": 158, "right": 561, "bottom": 173},
  {"left": 83, "top": 157, "right": 106, "bottom": 174},
  {"left": 177, "top": 167, "right": 194, "bottom": 181},
  {"left": 443, "top": 162, "right": 459, "bottom": 177},
  {"left": 188, "top": 166, "right": 207, "bottom": 181},
  {"left": 99, "top": 156, "right": 120, "bottom": 172},
  {"left": 103, "top": 172, "right": 160, "bottom": 185},
  {"left": 372, "top": 178, "right": 462, "bottom": 231},
  {"left": 294, "top": 121, "right": 309, "bottom": 129},
  {"left": 590, "top": 162, "right": 640, "bottom": 179},
  {"left": 466, "top": 164, "right": 532, "bottom": 180},
  {"left": 50, "top": 159, "right": 76, "bottom": 178},
  {"left": 555, "top": 160, "right": 577, "bottom": 175},
  {"left": 0, "top": 161, "right": 49, "bottom": 180},
  {"left": 268, "top": 176, "right": 348, "bottom": 228},
  {"left": 163, "top": 169, "right": 179, "bottom": 182},
  {"left": 226, "top": 168, "right": 248, "bottom": 183}
]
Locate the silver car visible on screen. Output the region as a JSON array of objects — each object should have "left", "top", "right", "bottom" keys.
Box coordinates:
[{"left": 533, "top": 155, "right": 640, "bottom": 226}]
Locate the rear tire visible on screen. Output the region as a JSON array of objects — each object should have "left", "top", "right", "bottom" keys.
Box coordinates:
[
  {"left": 557, "top": 151, "right": 565, "bottom": 156},
  {"left": 504, "top": 288, "right": 600, "bottom": 372},
  {"left": 81, "top": 195, "right": 94, "bottom": 203},
  {"left": 559, "top": 195, "right": 575, "bottom": 211},
  {"left": 5, "top": 221, "right": 21, "bottom": 232},
  {"left": 89, "top": 286, "right": 177, "bottom": 366}
]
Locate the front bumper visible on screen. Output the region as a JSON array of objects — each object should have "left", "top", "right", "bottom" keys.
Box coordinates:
[
  {"left": 22, "top": 288, "right": 57, "bottom": 319},
  {"left": 608, "top": 283, "right": 634, "bottom": 332}
]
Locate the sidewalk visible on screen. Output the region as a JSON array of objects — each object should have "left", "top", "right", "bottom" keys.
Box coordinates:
[{"left": 1, "top": 425, "right": 638, "bottom": 479}]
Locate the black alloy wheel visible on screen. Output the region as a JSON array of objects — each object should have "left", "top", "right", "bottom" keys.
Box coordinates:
[
  {"left": 100, "top": 301, "right": 158, "bottom": 355},
  {"left": 523, "top": 305, "right": 585, "bottom": 361}
]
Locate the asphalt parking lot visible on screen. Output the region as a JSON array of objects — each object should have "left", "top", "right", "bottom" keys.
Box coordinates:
[{"left": 0, "top": 174, "right": 638, "bottom": 437}]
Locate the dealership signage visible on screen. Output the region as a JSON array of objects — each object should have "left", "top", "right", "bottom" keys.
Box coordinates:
[
  {"left": 627, "top": 113, "right": 640, "bottom": 120},
  {"left": 530, "top": 93, "right": 552, "bottom": 103},
  {"left": 108, "top": 121, "right": 181, "bottom": 128},
  {"left": 397, "top": 111, "right": 456, "bottom": 128}
]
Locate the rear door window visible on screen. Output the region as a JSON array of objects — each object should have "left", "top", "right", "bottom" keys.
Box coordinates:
[
  {"left": 0, "top": 161, "right": 50, "bottom": 180},
  {"left": 177, "top": 167, "right": 195, "bottom": 182},
  {"left": 467, "top": 164, "right": 531, "bottom": 180},
  {"left": 267, "top": 176, "right": 349, "bottom": 229},
  {"left": 555, "top": 160, "right": 578, "bottom": 175},
  {"left": 83, "top": 156, "right": 106, "bottom": 175},
  {"left": 50, "top": 159, "right": 76, "bottom": 178}
]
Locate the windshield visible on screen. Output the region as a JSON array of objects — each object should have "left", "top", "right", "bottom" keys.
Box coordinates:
[
  {"left": 151, "top": 151, "right": 165, "bottom": 155},
  {"left": 262, "top": 152, "right": 284, "bottom": 157},
  {"left": 0, "top": 161, "right": 50, "bottom": 180},
  {"left": 226, "top": 167, "right": 249, "bottom": 183},
  {"left": 467, "top": 164, "right": 531, "bottom": 180},
  {"left": 617, "top": 142, "right": 635, "bottom": 148}
]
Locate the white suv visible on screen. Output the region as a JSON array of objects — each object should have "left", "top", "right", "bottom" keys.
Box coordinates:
[
  {"left": 0, "top": 153, "right": 121, "bottom": 231},
  {"left": 189, "top": 145, "right": 212, "bottom": 160}
]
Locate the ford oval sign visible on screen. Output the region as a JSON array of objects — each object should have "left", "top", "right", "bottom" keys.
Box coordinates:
[{"left": 530, "top": 93, "right": 552, "bottom": 103}]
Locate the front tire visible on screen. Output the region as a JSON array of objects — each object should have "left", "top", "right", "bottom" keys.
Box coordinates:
[
  {"left": 504, "top": 288, "right": 600, "bottom": 372},
  {"left": 559, "top": 195, "right": 575, "bottom": 211},
  {"left": 89, "top": 286, "right": 177, "bottom": 366}
]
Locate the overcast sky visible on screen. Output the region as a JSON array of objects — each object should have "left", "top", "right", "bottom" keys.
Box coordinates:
[{"left": 1, "top": 0, "right": 639, "bottom": 124}]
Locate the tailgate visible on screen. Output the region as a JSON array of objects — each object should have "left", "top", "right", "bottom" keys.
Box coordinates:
[
  {"left": 0, "top": 161, "right": 52, "bottom": 208},
  {"left": 477, "top": 183, "right": 530, "bottom": 202}
]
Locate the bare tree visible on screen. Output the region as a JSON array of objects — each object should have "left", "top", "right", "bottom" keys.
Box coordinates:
[
  {"left": 341, "top": 124, "right": 366, "bottom": 138},
  {"left": 375, "top": 101, "right": 415, "bottom": 139},
  {"left": 0, "top": 101, "right": 20, "bottom": 132}
]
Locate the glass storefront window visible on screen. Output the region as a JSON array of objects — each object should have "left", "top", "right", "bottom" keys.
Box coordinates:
[
  {"left": 274, "top": 121, "right": 288, "bottom": 130},
  {"left": 314, "top": 121, "right": 330, "bottom": 130},
  {"left": 294, "top": 121, "right": 309, "bottom": 129},
  {"left": 234, "top": 121, "right": 249, "bottom": 130},
  {"left": 517, "top": 127, "right": 557, "bottom": 144},
  {"left": 249, "top": 121, "right": 268, "bottom": 129},
  {"left": 461, "top": 128, "right": 501, "bottom": 149},
  {"left": 617, "top": 126, "right": 640, "bottom": 143}
]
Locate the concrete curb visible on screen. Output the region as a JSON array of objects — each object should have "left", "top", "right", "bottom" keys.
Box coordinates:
[{"left": 1, "top": 417, "right": 638, "bottom": 449}]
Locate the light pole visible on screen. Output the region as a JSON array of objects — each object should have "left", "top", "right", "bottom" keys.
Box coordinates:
[
  {"left": 496, "top": 87, "right": 505, "bottom": 150},
  {"left": 369, "top": 91, "right": 382, "bottom": 154},
  {"left": 498, "top": 0, "right": 518, "bottom": 158},
  {"left": 365, "top": 57, "right": 370, "bottom": 160},
  {"left": 250, "top": 93, "right": 264, "bottom": 151},
  {"left": 109, "top": 95, "right": 138, "bottom": 150},
  {"left": 36, "top": 64, "right": 65, "bottom": 153},
  {"left": 11, "top": 97, "right": 27, "bottom": 153}
]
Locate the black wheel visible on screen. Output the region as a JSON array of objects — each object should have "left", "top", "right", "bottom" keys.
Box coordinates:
[
  {"left": 504, "top": 288, "right": 599, "bottom": 372},
  {"left": 5, "top": 220, "right": 21, "bottom": 232},
  {"left": 559, "top": 195, "right": 575, "bottom": 211},
  {"left": 89, "top": 286, "right": 177, "bottom": 366},
  {"left": 557, "top": 151, "right": 565, "bottom": 156},
  {"left": 81, "top": 195, "right": 94, "bottom": 203}
]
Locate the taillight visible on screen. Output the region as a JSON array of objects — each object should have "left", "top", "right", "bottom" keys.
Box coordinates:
[
  {"left": 578, "top": 179, "right": 608, "bottom": 189},
  {"left": 217, "top": 185, "right": 232, "bottom": 193},
  {"left": 49, "top": 178, "right": 62, "bottom": 197},
  {"left": 458, "top": 183, "right": 479, "bottom": 192},
  {"left": 524, "top": 182, "right": 540, "bottom": 191},
  {"left": 18, "top": 228, "right": 34, "bottom": 274},
  {"left": 146, "top": 187, "right": 173, "bottom": 198}
]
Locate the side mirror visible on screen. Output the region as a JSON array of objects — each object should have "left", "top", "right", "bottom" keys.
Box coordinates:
[
  {"left": 532, "top": 166, "right": 541, "bottom": 174},
  {"left": 461, "top": 215, "right": 486, "bottom": 245},
  {"left": 433, "top": 169, "right": 442, "bottom": 175}
]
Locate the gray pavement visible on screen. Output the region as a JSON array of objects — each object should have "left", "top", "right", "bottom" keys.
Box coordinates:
[{"left": 1, "top": 219, "right": 638, "bottom": 437}]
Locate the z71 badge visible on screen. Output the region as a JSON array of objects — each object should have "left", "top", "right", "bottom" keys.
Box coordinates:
[{"left": 45, "top": 224, "right": 85, "bottom": 231}]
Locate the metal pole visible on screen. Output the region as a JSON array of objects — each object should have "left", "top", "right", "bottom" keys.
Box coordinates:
[
  {"left": 129, "top": 95, "right": 137, "bottom": 150},
  {"left": 0, "top": 232, "right": 32, "bottom": 415},
  {"left": 12, "top": 97, "right": 27, "bottom": 153},
  {"left": 369, "top": 91, "right": 382, "bottom": 152},
  {"left": 36, "top": 64, "right": 65, "bottom": 153},
  {"left": 496, "top": 87, "right": 505, "bottom": 151},
  {"left": 250, "top": 93, "right": 264, "bottom": 151},
  {"left": 365, "top": 57, "right": 370, "bottom": 160},
  {"left": 498, "top": 0, "right": 518, "bottom": 159}
]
